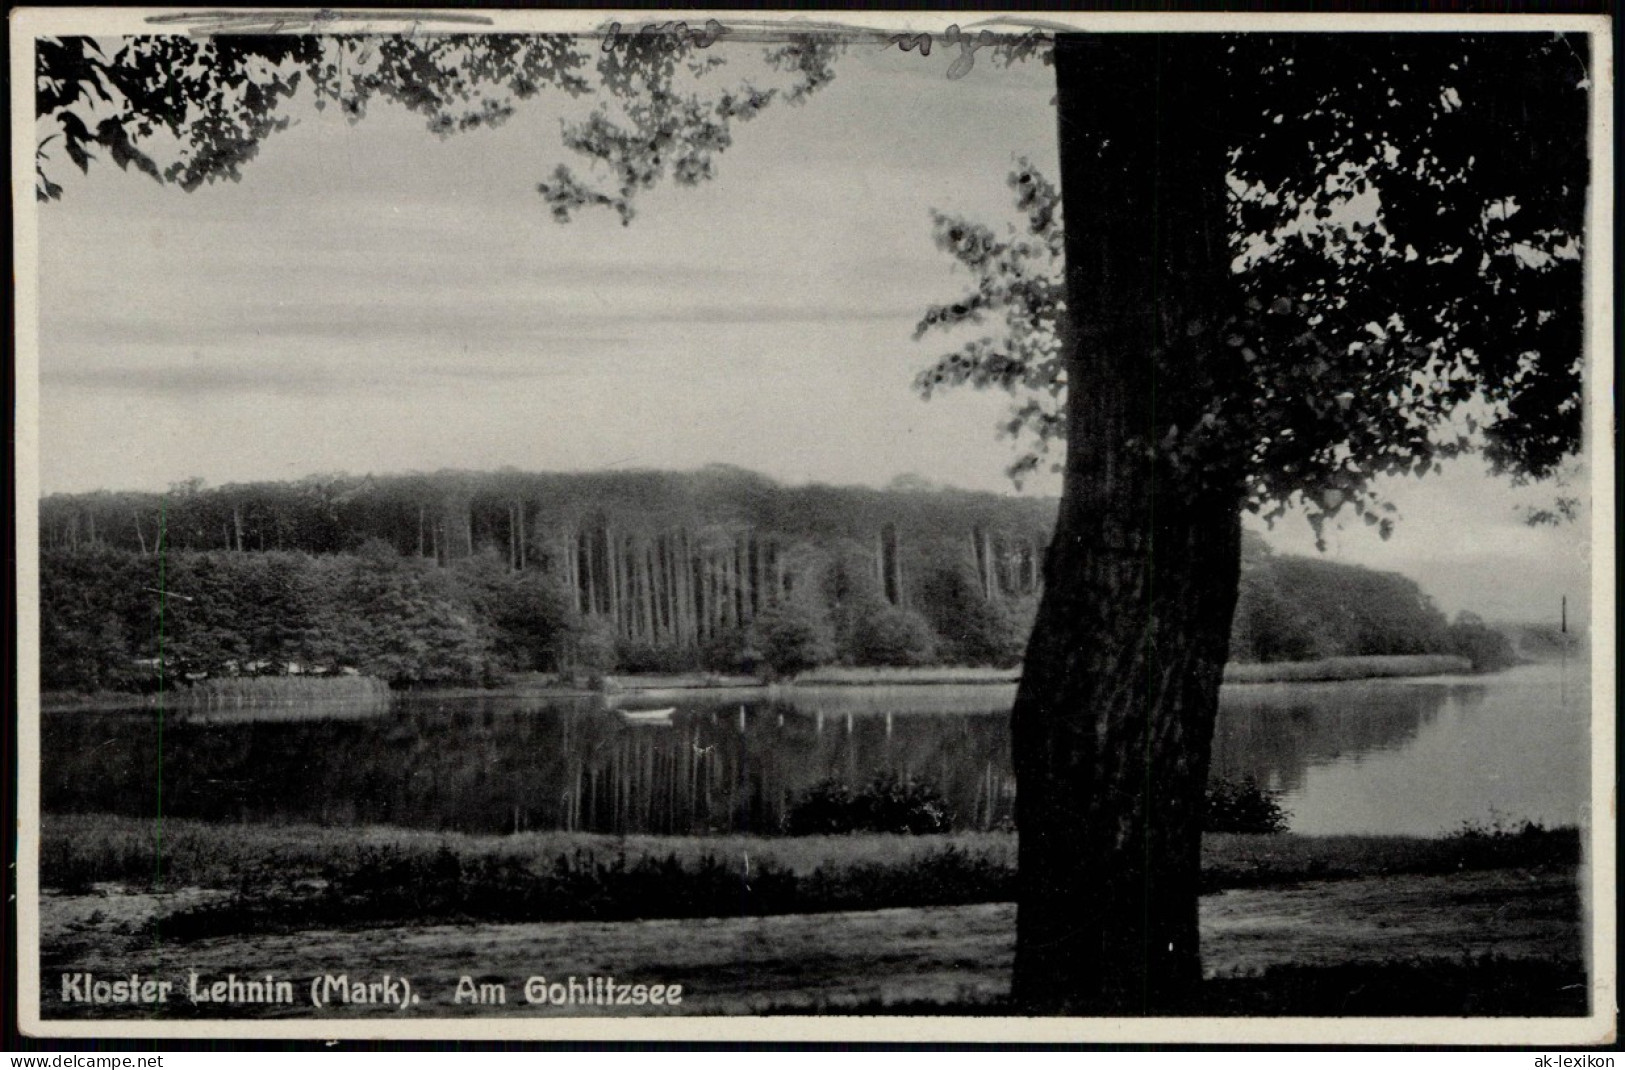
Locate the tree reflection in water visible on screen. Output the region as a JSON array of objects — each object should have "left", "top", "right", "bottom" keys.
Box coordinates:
[
  {"left": 1210, "top": 681, "right": 1472, "bottom": 795},
  {"left": 43, "top": 667, "right": 1583, "bottom": 837}
]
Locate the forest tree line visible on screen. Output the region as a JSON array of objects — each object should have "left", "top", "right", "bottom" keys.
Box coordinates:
[{"left": 38, "top": 467, "right": 1506, "bottom": 692}]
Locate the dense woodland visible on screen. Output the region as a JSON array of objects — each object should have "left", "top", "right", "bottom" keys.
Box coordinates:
[{"left": 39, "top": 467, "right": 1504, "bottom": 692}]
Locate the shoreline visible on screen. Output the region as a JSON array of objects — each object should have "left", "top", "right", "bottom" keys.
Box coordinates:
[
  {"left": 1221, "top": 653, "right": 1474, "bottom": 684},
  {"left": 38, "top": 653, "right": 1519, "bottom": 713}
]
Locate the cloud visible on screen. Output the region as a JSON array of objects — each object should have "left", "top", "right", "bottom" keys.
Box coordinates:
[
  {"left": 42, "top": 349, "right": 664, "bottom": 396},
  {"left": 45, "top": 297, "right": 911, "bottom": 356},
  {"left": 44, "top": 363, "right": 340, "bottom": 398}
]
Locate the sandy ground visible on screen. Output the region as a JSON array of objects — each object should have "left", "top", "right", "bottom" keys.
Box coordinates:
[{"left": 38, "top": 866, "right": 1580, "bottom": 1018}]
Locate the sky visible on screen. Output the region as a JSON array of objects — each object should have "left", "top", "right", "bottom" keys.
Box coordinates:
[{"left": 30, "top": 34, "right": 1598, "bottom": 623}]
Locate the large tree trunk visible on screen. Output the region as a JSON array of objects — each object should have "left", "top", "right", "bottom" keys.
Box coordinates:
[{"left": 1011, "top": 35, "right": 1244, "bottom": 1015}]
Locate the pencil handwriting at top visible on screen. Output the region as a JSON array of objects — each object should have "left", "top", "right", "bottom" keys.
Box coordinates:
[
  {"left": 946, "top": 26, "right": 997, "bottom": 79},
  {"left": 890, "top": 32, "right": 933, "bottom": 57},
  {"left": 601, "top": 19, "right": 727, "bottom": 54},
  {"left": 888, "top": 25, "right": 998, "bottom": 79}
]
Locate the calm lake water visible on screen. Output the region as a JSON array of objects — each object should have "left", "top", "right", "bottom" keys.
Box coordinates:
[{"left": 41, "top": 661, "right": 1591, "bottom": 838}]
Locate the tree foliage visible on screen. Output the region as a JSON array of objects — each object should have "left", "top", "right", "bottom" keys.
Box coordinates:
[
  {"left": 41, "top": 468, "right": 1052, "bottom": 677},
  {"left": 1229, "top": 546, "right": 1452, "bottom": 663},
  {"left": 1444, "top": 611, "right": 1520, "bottom": 672},
  {"left": 35, "top": 29, "right": 840, "bottom": 219},
  {"left": 915, "top": 160, "right": 1067, "bottom": 487},
  {"left": 39, "top": 543, "right": 576, "bottom": 690},
  {"left": 41, "top": 471, "right": 1475, "bottom": 691},
  {"left": 917, "top": 34, "right": 1588, "bottom": 532},
  {"left": 749, "top": 597, "right": 837, "bottom": 679},
  {"left": 847, "top": 604, "right": 939, "bottom": 668}
]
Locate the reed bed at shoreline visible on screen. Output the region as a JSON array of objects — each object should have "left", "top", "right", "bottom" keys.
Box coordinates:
[
  {"left": 791, "top": 666, "right": 1022, "bottom": 687},
  {"left": 42, "top": 654, "right": 1487, "bottom": 713},
  {"left": 180, "top": 675, "right": 392, "bottom": 706},
  {"left": 1223, "top": 654, "right": 1472, "bottom": 684},
  {"left": 40, "top": 674, "right": 392, "bottom": 711}
]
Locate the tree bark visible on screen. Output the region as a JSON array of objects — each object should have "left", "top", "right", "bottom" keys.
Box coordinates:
[
  {"left": 607, "top": 526, "right": 621, "bottom": 632},
  {"left": 517, "top": 502, "right": 527, "bottom": 569},
  {"left": 664, "top": 535, "right": 679, "bottom": 644},
  {"left": 704, "top": 552, "right": 717, "bottom": 639},
  {"left": 1011, "top": 35, "right": 1244, "bottom": 1015},
  {"left": 980, "top": 529, "right": 995, "bottom": 600},
  {"left": 640, "top": 542, "right": 657, "bottom": 643},
  {"left": 679, "top": 530, "right": 696, "bottom": 645},
  {"left": 583, "top": 528, "right": 598, "bottom": 616},
  {"left": 724, "top": 546, "right": 739, "bottom": 629}
]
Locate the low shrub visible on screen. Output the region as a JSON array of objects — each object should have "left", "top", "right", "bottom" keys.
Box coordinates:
[
  {"left": 698, "top": 627, "right": 755, "bottom": 674},
  {"left": 567, "top": 616, "right": 619, "bottom": 673},
  {"left": 1204, "top": 775, "right": 1290, "bottom": 834},
  {"left": 752, "top": 600, "right": 837, "bottom": 678},
  {"left": 1445, "top": 617, "right": 1519, "bottom": 673},
  {"left": 845, "top": 606, "right": 939, "bottom": 668},
  {"left": 784, "top": 773, "right": 954, "bottom": 835},
  {"left": 1449, "top": 817, "right": 1576, "bottom": 869}
]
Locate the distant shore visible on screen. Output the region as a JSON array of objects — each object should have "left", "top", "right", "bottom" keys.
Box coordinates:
[
  {"left": 38, "top": 653, "right": 1503, "bottom": 712},
  {"left": 1221, "top": 653, "right": 1473, "bottom": 684},
  {"left": 511, "top": 654, "right": 1482, "bottom": 691}
]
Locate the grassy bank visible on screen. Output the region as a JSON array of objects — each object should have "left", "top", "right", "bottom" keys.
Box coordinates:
[
  {"left": 41, "top": 814, "right": 1577, "bottom": 939},
  {"left": 43, "top": 817, "right": 1018, "bottom": 897},
  {"left": 1224, "top": 654, "right": 1472, "bottom": 683}
]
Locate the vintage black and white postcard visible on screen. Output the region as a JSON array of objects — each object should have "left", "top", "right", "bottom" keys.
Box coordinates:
[{"left": 12, "top": 7, "right": 1615, "bottom": 1044}]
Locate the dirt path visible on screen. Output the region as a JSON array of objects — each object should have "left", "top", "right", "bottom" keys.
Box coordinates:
[{"left": 39, "top": 867, "right": 1580, "bottom": 1017}]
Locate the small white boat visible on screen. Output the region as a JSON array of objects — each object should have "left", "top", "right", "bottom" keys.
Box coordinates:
[{"left": 619, "top": 707, "right": 676, "bottom": 725}]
